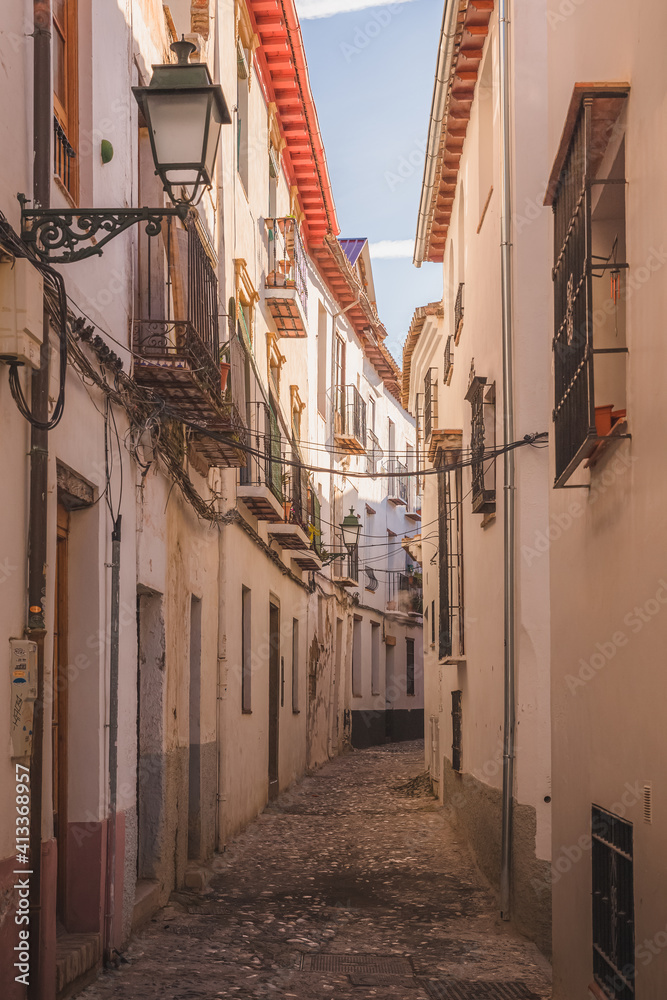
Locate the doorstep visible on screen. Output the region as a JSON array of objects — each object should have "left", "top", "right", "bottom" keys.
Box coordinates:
[
  {"left": 132, "top": 878, "right": 162, "bottom": 931},
  {"left": 56, "top": 931, "right": 101, "bottom": 999}
]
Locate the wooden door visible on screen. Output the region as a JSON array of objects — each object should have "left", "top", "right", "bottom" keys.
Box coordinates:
[{"left": 53, "top": 504, "right": 69, "bottom": 921}]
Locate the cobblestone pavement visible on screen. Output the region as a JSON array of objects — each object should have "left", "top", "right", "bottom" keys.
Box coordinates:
[{"left": 81, "top": 742, "right": 552, "bottom": 999}]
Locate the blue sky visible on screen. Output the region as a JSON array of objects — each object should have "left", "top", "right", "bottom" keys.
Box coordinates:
[{"left": 296, "top": 0, "right": 443, "bottom": 362}]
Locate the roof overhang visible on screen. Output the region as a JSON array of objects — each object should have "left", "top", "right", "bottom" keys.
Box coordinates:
[
  {"left": 401, "top": 302, "right": 444, "bottom": 409},
  {"left": 414, "top": 0, "right": 494, "bottom": 266},
  {"left": 311, "top": 236, "right": 402, "bottom": 399},
  {"left": 246, "top": 0, "right": 339, "bottom": 246}
]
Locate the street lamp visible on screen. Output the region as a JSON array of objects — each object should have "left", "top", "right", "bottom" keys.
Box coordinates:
[
  {"left": 20, "top": 38, "right": 231, "bottom": 263},
  {"left": 340, "top": 507, "right": 361, "bottom": 556},
  {"left": 132, "top": 37, "right": 231, "bottom": 207}
]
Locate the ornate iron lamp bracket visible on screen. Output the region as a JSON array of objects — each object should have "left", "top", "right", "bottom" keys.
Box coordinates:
[{"left": 18, "top": 194, "right": 189, "bottom": 263}]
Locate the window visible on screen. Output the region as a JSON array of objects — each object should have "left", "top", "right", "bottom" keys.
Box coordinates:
[
  {"left": 451, "top": 690, "right": 462, "bottom": 772},
  {"left": 591, "top": 805, "right": 634, "bottom": 999},
  {"left": 431, "top": 600, "right": 435, "bottom": 647},
  {"left": 352, "top": 616, "right": 362, "bottom": 697},
  {"left": 236, "top": 56, "right": 249, "bottom": 192},
  {"left": 291, "top": 619, "right": 299, "bottom": 712},
  {"left": 333, "top": 334, "right": 345, "bottom": 400},
  {"left": 437, "top": 457, "right": 464, "bottom": 659},
  {"left": 241, "top": 586, "right": 252, "bottom": 712},
  {"left": 465, "top": 366, "right": 496, "bottom": 515},
  {"left": 53, "top": 0, "right": 78, "bottom": 200},
  {"left": 371, "top": 622, "right": 381, "bottom": 695},
  {"left": 424, "top": 368, "right": 438, "bottom": 443},
  {"left": 547, "top": 86, "right": 629, "bottom": 487},
  {"left": 406, "top": 638, "right": 415, "bottom": 697}
]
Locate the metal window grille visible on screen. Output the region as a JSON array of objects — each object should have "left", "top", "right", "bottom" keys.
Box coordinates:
[
  {"left": 429, "top": 716, "right": 440, "bottom": 780},
  {"left": 444, "top": 335, "right": 454, "bottom": 385},
  {"left": 454, "top": 282, "right": 464, "bottom": 340},
  {"left": 592, "top": 805, "right": 635, "bottom": 1000},
  {"left": 437, "top": 461, "right": 465, "bottom": 659},
  {"left": 406, "top": 638, "right": 415, "bottom": 696},
  {"left": 424, "top": 368, "right": 438, "bottom": 443},
  {"left": 364, "top": 566, "right": 378, "bottom": 591},
  {"left": 466, "top": 373, "right": 496, "bottom": 515},
  {"left": 451, "top": 690, "right": 462, "bottom": 772},
  {"left": 551, "top": 92, "right": 629, "bottom": 487}
]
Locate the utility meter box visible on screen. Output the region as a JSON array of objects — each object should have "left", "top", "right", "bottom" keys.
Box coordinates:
[
  {"left": 0, "top": 256, "right": 44, "bottom": 369},
  {"left": 10, "top": 639, "right": 37, "bottom": 759}
]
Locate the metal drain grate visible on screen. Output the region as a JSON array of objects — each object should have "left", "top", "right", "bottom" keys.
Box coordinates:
[
  {"left": 422, "top": 981, "right": 542, "bottom": 1000},
  {"left": 302, "top": 954, "right": 413, "bottom": 974},
  {"left": 349, "top": 974, "right": 420, "bottom": 987}
]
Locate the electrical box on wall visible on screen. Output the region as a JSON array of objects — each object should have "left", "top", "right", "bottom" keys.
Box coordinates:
[
  {"left": 0, "top": 256, "right": 44, "bottom": 369},
  {"left": 10, "top": 638, "right": 37, "bottom": 759}
]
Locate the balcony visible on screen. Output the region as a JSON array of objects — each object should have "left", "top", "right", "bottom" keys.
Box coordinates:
[
  {"left": 333, "top": 384, "right": 366, "bottom": 455},
  {"left": 387, "top": 459, "right": 408, "bottom": 506},
  {"left": 237, "top": 402, "right": 284, "bottom": 522},
  {"left": 387, "top": 570, "right": 423, "bottom": 616},
  {"left": 332, "top": 546, "right": 359, "bottom": 588},
  {"left": 132, "top": 214, "right": 246, "bottom": 468},
  {"left": 265, "top": 217, "right": 308, "bottom": 337},
  {"left": 366, "top": 429, "right": 383, "bottom": 477},
  {"left": 281, "top": 481, "right": 323, "bottom": 571}
]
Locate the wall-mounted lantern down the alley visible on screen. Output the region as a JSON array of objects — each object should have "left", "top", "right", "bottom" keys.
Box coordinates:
[
  {"left": 340, "top": 507, "right": 362, "bottom": 556},
  {"left": 19, "top": 37, "right": 231, "bottom": 264}
]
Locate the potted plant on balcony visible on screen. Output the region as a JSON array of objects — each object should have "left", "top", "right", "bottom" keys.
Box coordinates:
[{"left": 219, "top": 343, "right": 231, "bottom": 394}]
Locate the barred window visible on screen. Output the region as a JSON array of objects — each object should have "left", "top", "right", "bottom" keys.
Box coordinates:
[
  {"left": 546, "top": 86, "right": 630, "bottom": 487},
  {"left": 591, "top": 805, "right": 634, "bottom": 1000},
  {"left": 437, "top": 457, "right": 464, "bottom": 660}
]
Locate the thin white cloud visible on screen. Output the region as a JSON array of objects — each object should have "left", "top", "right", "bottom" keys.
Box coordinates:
[
  {"left": 297, "top": 0, "right": 417, "bottom": 20},
  {"left": 369, "top": 239, "right": 414, "bottom": 259}
]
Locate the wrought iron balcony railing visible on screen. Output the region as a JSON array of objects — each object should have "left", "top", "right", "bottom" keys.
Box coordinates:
[
  {"left": 265, "top": 217, "right": 308, "bottom": 335},
  {"left": 366, "top": 429, "right": 383, "bottom": 477},
  {"left": 387, "top": 459, "right": 408, "bottom": 505},
  {"left": 238, "top": 401, "right": 283, "bottom": 506},
  {"left": 132, "top": 215, "right": 246, "bottom": 467},
  {"left": 387, "top": 570, "right": 423, "bottom": 615},
  {"left": 333, "top": 384, "right": 366, "bottom": 454}
]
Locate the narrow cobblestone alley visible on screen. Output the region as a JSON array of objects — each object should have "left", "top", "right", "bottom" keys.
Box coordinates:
[{"left": 80, "top": 744, "right": 551, "bottom": 1000}]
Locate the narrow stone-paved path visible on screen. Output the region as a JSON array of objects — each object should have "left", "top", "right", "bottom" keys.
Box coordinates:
[{"left": 82, "top": 743, "right": 551, "bottom": 999}]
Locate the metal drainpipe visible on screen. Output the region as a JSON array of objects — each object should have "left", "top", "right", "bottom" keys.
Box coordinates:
[
  {"left": 498, "top": 0, "right": 516, "bottom": 921},
  {"left": 27, "top": 3, "right": 52, "bottom": 997},
  {"left": 104, "top": 516, "right": 122, "bottom": 961}
]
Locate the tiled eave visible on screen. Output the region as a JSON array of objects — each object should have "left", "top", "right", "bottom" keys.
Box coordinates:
[
  {"left": 311, "top": 236, "right": 402, "bottom": 400},
  {"left": 424, "top": 0, "right": 494, "bottom": 263},
  {"left": 246, "top": 0, "right": 339, "bottom": 246},
  {"left": 401, "top": 301, "right": 443, "bottom": 408}
]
